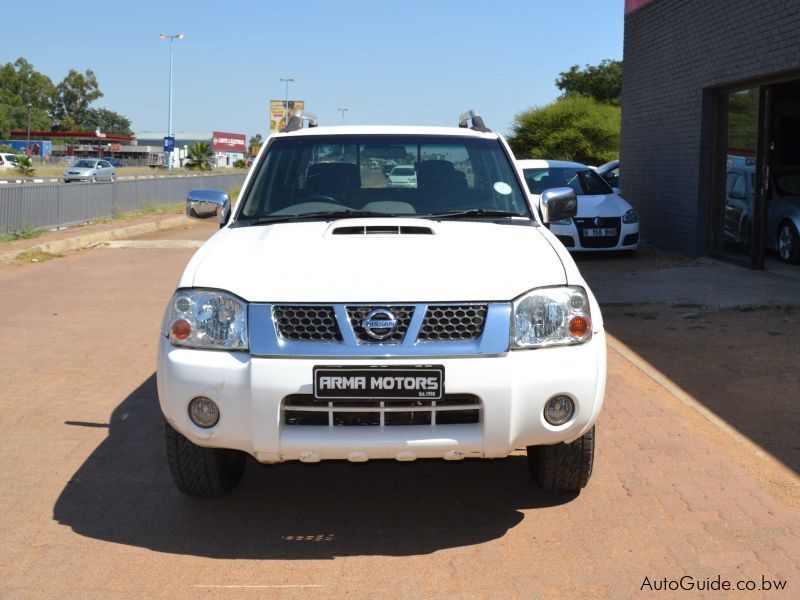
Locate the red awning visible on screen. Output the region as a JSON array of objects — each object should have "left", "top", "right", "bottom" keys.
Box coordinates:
[{"left": 9, "top": 130, "right": 135, "bottom": 141}]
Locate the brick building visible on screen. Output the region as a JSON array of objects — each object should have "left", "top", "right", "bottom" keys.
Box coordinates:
[{"left": 622, "top": 0, "right": 800, "bottom": 268}]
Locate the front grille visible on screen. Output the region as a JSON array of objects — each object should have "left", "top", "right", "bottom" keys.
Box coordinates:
[
  {"left": 418, "top": 305, "right": 487, "bottom": 341},
  {"left": 556, "top": 235, "right": 575, "bottom": 248},
  {"left": 346, "top": 305, "right": 415, "bottom": 343},
  {"left": 283, "top": 394, "right": 480, "bottom": 426},
  {"left": 273, "top": 306, "right": 342, "bottom": 341},
  {"left": 574, "top": 217, "right": 621, "bottom": 248}
]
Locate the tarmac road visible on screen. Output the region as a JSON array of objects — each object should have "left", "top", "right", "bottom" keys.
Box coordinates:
[{"left": 0, "top": 227, "right": 798, "bottom": 597}]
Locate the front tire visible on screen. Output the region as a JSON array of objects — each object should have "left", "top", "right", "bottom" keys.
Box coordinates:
[
  {"left": 165, "top": 420, "right": 246, "bottom": 496},
  {"left": 527, "top": 426, "right": 595, "bottom": 492},
  {"left": 777, "top": 221, "right": 800, "bottom": 264}
]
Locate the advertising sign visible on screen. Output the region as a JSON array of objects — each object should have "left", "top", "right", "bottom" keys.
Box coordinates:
[
  {"left": 270, "top": 100, "right": 305, "bottom": 133},
  {"left": 163, "top": 136, "right": 175, "bottom": 152},
  {"left": 211, "top": 132, "right": 246, "bottom": 153},
  {"left": 0, "top": 139, "right": 53, "bottom": 157}
]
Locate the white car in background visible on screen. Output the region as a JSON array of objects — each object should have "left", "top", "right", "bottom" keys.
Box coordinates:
[
  {"left": 518, "top": 159, "right": 639, "bottom": 252},
  {"left": 386, "top": 165, "right": 417, "bottom": 188},
  {"left": 0, "top": 153, "right": 19, "bottom": 170},
  {"left": 62, "top": 159, "right": 116, "bottom": 183}
]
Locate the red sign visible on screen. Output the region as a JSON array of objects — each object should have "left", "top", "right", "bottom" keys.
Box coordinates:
[
  {"left": 625, "top": 0, "right": 657, "bottom": 13},
  {"left": 212, "top": 131, "right": 246, "bottom": 153}
]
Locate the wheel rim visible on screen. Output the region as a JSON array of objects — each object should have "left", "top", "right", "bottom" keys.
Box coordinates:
[{"left": 778, "top": 225, "right": 793, "bottom": 260}]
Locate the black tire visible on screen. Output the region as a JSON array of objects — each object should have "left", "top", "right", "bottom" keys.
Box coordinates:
[
  {"left": 164, "top": 420, "right": 246, "bottom": 496},
  {"left": 527, "top": 426, "right": 595, "bottom": 492},
  {"left": 777, "top": 221, "right": 800, "bottom": 264}
]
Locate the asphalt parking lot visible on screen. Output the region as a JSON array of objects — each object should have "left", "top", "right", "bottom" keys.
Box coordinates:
[{"left": 0, "top": 226, "right": 798, "bottom": 597}]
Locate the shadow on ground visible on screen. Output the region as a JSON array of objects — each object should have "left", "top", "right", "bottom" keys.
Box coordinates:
[
  {"left": 575, "top": 251, "right": 800, "bottom": 476},
  {"left": 54, "top": 374, "right": 573, "bottom": 559}
]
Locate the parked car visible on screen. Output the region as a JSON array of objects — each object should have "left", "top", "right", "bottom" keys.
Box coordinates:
[
  {"left": 723, "top": 156, "right": 800, "bottom": 263},
  {"left": 157, "top": 110, "right": 607, "bottom": 496},
  {"left": 595, "top": 159, "right": 619, "bottom": 188},
  {"left": 0, "top": 153, "right": 19, "bottom": 170},
  {"left": 518, "top": 159, "right": 640, "bottom": 252},
  {"left": 62, "top": 159, "right": 116, "bottom": 183},
  {"left": 386, "top": 165, "right": 417, "bottom": 188}
]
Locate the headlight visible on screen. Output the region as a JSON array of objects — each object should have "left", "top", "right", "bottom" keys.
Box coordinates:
[
  {"left": 622, "top": 209, "right": 639, "bottom": 223},
  {"left": 168, "top": 289, "right": 248, "bottom": 350},
  {"left": 511, "top": 286, "right": 592, "bottom": 349}
]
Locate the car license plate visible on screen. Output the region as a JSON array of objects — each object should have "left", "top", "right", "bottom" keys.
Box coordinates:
[
  {"left": 313, "top": 366, "right": 444, "bottom": 401},
  {"left": 584, "top": 228, "right": 617, "bottom": 237}
]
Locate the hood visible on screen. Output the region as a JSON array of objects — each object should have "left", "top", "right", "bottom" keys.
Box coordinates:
[
  {"left": 186, "top": 218, "right": 566, "bottom": 302},
  {"left": 575, "top": 193, "right": 632, "bottom": 217}
]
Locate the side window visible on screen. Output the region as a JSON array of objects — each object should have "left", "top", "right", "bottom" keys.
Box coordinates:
[{"left": 730, "top": 174, "right": 746, "bottom": 199}]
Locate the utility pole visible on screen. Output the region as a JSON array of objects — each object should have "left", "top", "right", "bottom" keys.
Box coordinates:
[
  {"left": 338, "top": 108, "right": 349, "bottom": 126},
  {"left": 160, "top": 33, "right": 185, "bottom": 170},
  {"left": 280, "top": 78, "right": 294, "bottom": 126}
]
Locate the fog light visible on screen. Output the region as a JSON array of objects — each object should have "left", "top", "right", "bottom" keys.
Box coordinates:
[
  {"left": 544, "top": 395, "right": 575, "bottom": 425},
  {"left": 188, "top": 396, "right": 219, "bottom": 428}
]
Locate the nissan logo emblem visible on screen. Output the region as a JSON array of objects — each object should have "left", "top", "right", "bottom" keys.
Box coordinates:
[
  {"left": 593, "top": 217, "right": 602, "bottom": 227},
  {"left": 362, "top": 308, "right": 398, "bottom": 340}
]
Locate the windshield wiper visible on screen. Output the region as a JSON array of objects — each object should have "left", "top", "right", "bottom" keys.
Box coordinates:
[
  {"left": 423, "top": 209, "right": 527, "bottom": 219},
  {"left": 241, "top": 210, "right": 393, "bottom": 225}
]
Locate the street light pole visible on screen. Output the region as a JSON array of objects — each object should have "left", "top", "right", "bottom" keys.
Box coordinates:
[
  {"left": 338, "top": 108, "right": 349, "bottom": 126},
  {"left": 26, "top": 103, "right": 32, "bottom": 156},
  {"left": 160, "top": 33, "right": 184, "bottom": 170},
  {"left": 280, "top": 78, "right": 294, "bottom": 126}
]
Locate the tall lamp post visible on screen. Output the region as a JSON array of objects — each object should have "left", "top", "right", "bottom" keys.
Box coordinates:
[
  {"left": 280, "top": 77, "right": 294, "bottom": 126},
  {"left": 160, "top": 33, "right": 184, "bottom": 170},
  {"left": 338, "top": 108, "right": 349, "bottom": 126},
  {"left": 26, "top": 103, "right": 32, "bottom": 156}
]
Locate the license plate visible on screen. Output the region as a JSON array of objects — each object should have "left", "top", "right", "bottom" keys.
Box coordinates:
[
  {"left": 584, "top": 228, "right": 617, "bottom": 237},
  {"left": 313, "top": 366, "right": 444, "bottom": 401}
]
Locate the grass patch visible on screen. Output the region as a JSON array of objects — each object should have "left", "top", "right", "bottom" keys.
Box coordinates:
[
  {"left": 0, "top": 223, "right": 46, "bottom": 244},
  {"left": 15, "top": 249, "right": 62, "bottom": 263},
  {"left": 105, "top": 203, "right": 184, "bottom": 223}
]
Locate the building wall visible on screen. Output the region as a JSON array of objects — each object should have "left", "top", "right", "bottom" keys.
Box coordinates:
[{"left": 621, "top": 0, "right": 800, "bottom": 255}]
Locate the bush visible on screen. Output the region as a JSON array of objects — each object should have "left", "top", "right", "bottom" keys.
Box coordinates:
[
  {"left": 14, "top": 154, "right": 35, "bottom": 176},
  {"left": 507, "top": 96, "right": 620, "bottom": 165},
  {"left": 232, "top": 159, "right": 247, "bottom": 168}
]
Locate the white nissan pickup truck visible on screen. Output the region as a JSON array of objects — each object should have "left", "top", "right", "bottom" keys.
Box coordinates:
[{"left": 157, "top": 110, "right": 606, "bottom": 496}]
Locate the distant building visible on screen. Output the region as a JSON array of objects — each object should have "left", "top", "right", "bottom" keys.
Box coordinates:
[{"left": 136, "top": 131, "right": 246, "bottom": 167}]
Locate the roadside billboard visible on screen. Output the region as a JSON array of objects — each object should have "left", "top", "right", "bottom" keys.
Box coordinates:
[
  {"left": 0, "top": 139, "right": 53, "bottom": 157},
  {"left": 211, "top": 132, "right": 246, "bottom": 153},
  {"left": 269, "top": 100, "right": 304, "bottom": 134}
]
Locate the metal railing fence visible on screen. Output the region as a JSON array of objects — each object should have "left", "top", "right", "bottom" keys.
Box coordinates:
[{"left": 0, "top": 173, "right": 246, "bottom": 234}]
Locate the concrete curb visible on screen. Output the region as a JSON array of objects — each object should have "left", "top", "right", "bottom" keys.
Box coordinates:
[
  {"left": 0, "top": 215, "right": 193, "bottom": 262},
  {"left": 606, "top": 333, "right": 800, "bottom": 499}
]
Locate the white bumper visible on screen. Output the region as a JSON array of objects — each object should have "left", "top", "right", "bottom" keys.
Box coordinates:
[
  {"left": 157, "top": 331, "right": 607, "bottom": 463},
  {"left": 550, "top": 221, "right": 640, "bottom": 252}
]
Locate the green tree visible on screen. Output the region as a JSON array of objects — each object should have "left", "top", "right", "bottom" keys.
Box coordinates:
[
  {"left": 556, "top": 59, "right": 622, "bottom": 106},
  {"left": 248, "top": 133, "right": 263, "bottom": 156},
  {"left": 54, "top": 69, "right": 103, "bottom": 129},
  {"left": 507, "top": 96, "right": 621, "bottom": 165},
  {"left": 185, "top": 142, "right": 214, "bottom": 171},
  {"left": 14, "top": 154, "right": 35, "bottom": 176},
  {"left": 87, "top": 107, "right": 133, "bottom": 136},
  {"left": 0, "top": 58, "right": 57, "bottom": 111},
  {"left": 0, "top": 104, "right": 51, "bottom": 138}
]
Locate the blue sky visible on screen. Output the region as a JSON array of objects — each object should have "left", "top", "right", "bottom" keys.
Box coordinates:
[{"left": 4, "top": 0, "right": 623, "bottom": 138}]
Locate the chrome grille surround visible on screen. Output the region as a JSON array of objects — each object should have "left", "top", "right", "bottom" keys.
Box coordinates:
[
  {"left": 252, "top": 302, "right": 511, "bottom": 357},
  {"left": 418, "top": 304, "right": 488, "bottom": 341},
  {"left": 272, "top": 305, "right": 342, "bottom": 341},
  {"left": 346, "top": 305, "right": 415, "bottom": 343}
]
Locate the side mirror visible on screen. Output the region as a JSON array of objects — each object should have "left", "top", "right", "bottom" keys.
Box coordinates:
[
  {"left": 187, "top": 189, "right": 231, "bottom": 226},
  {"left": 540, "top": 187, "right": 577, "bottom": 223}
]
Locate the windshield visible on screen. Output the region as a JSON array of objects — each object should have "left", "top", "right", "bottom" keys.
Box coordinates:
[
  {"left": 74, "top": 160, "right": 98, "bottom": 168},
  {"left": 237, "top": 135, "right": 530, "bottom": 220},
  {"left": 523, "top": 167, "right": 613, "bottom": 196}
]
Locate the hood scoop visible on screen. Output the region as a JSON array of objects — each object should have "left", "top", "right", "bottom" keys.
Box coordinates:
[{"left": 330, "top": 222, "right": 436, "bottom": 236}]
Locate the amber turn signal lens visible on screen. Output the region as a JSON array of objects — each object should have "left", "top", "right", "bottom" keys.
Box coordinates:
[
  {"left": 568, "top": 316, "right": 590, "bottom": 338},
  {"left": 171, "top": 319, "right": 192, "bottom": 340}
]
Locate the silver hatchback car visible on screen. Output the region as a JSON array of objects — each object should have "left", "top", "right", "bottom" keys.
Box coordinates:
[{"left": 63, "top": 159, "right": 116, "bottom": 183}]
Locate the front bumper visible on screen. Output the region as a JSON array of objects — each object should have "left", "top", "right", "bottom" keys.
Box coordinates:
[
  {"left": 551, "top": 221, "right": 640, "bottom": 252},
  {"left": 157, "top": 331, "right": 606, "bottom": 463}
]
